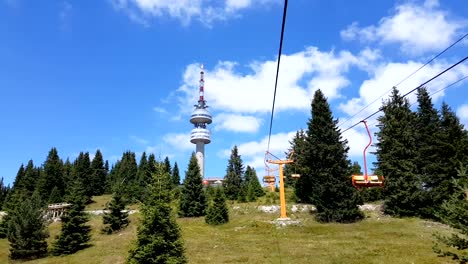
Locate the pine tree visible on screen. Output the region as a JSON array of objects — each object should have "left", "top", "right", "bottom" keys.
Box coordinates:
[
  {"left": 0, "top": 177, "right": 10, "bottom": 210},
  {"left": 164, "top": 156, "right": 172, "bottom": 175},
  {"left": 437, "top": 103, "right": 468, "bottom": 201},
  {"left": 51, "top": 181, "right": 91, "bottom": 255},
  {"left": 205, "top": 188, "right": 229, "bottom": 225},
  {"left": 90, "top": 149, "right": 107, "bottom": 196},
  {"left": 127, "top": 162, "right": 186, "bottom": 264},
  {"left": 433, "top": 164, "right": 468, "bottom": 263},
  {"left": 285, "top": 129, "right": 307, "bottom": 188},
  {"left": 222, "top": 146, "right": 244, "bottom": 200},
  {"left": 3, "top": 163, "right": 33, "bottom": 212},
  {"left": 72, "top": 152, "right": 92, "bottom": 202},
  {"left": 7, "top": 192, "right": 48, "bottom": 260},
  {"left": 22, "top": 160, "right": 39, "bottom": 197},
  {"left": 101, "top": 185, "right": 129, "bottom": 234},
  {"left": 297, "top": 89, "right": 363, "bottom": 223},
  {"left": 119, "top": 151, "right": 140, "bottom": 201},
  {"left": 172, "top": 162, "right": 181, "bottom": 186},
  {"left": 62, "top": 159, "right": 74, "bottom": 196},
  {"left": 178, "top": 153, "right": 207, "bottom": 217},
  {"left": 375, "top": 87, "right": 422, "bottom": 217},
  {"left": 350, "top": 161, "right": 362, "bottom": 175},
  {"left": 37, "top": 147, "right": 64, "bottom": 203},
  {"left": 245, "top": 166, "right": 264, "bottom": 199},
  {"left": 413, "top": 87, "right": 445, "bottom": 218},
  {"left": 136, "top": 152, "right": 150, "bottom": 200}
]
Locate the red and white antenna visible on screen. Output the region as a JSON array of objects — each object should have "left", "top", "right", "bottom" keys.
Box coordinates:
[{"left": 199, "top": 64, "right": 205, "bottom": 105}]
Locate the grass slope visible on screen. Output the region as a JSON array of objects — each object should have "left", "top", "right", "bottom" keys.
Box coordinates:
[{"left": 0, "top": 195, "right": 456, "bottom": 264}]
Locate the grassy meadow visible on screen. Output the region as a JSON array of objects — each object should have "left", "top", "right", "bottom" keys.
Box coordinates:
[{"left": 0, "top": 193, "right": 458, "bottom": 264}]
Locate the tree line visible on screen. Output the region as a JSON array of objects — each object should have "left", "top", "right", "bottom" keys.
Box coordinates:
[{"left": 0, "top": 149, "right": 181, "bottom": 211}]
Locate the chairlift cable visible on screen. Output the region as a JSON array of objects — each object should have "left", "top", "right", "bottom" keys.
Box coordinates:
[
  {"left": 342, "top": 56, "right": 468, "bottom": 134},
  {"left": 338, "top": 32, "right": 468, "bottom": 129}
]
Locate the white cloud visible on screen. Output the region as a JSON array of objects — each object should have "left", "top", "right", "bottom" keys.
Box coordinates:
[
  {"left": 214, "top": 113, "right": 262, "bottom": 133},
  {"left": 153, "top": 106, "right": 168, "bottom": 114},
  {"left": 110, "top": 0, "right": 279, "bottom": 26},
  {"left": 162, "top": 132, "right": 194, "bottom": 151},
  {"left": 176, "top": 47, "right": 378, "bottom": 116},
  {"left": 340, "top": 0, "right": 466, "bottom": 55},
  {"left": 59, "top": 1, "right": 72, "bottom": 31},
  {"left": 130, "top": 135, "right": 149, "bottom": 145},
  {"left": 457, "top": 104, "right": 468, "bottom": 127}
]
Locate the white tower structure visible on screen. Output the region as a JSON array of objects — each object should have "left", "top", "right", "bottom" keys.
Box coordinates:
[{"left": 190, "top": 64, "right": 212, "bottom": 178}]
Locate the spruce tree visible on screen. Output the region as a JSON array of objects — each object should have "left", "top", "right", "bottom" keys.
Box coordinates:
[
  {"left": 433, "top": 164, "right": 468, "bottom": 263},
  {"left": 90, "top": 149, "right": 107, "bottom": 196},
  {"left": 51, "top": 181, "right": 91, "bottom": 255},
  {"left": 22, "top": 160, "right": 39, "bottom": 198},
  {"left": 7, "top": 192, "right": 48, "bottom": 260},
  {"left": 375, "top": 87, "right": 422, "bottom": 217},
  {"left": 285, "top": 129, "right": 307, "bottom": 188},
  {"left": 127, "top": 162, "right": 186, "bottom": 264},
  {"left": 0, "top": 177, "right": 9, "bottom": 210},
  {"left": 101, "top": 186, "right": 129, "bottom": 234},
  {"left": 136, "top": 152, "right": 151, "bottom": 200},
  {"left": 205, "top": 188, "right": 229, "bottom": 225},
  {"left": 37, "top": 147, "right": 65, "bottom": 203},
  {"left": 164, "top": 156, "right": 172, "bottom": 175},
  {"left": 62, "top": 159, "right": 74, "bottom": 196},
  {"left": 118, "top": 151, "right": 140, "bottom": 201},
  {"left": 172, "top": 162, "right": 181, "bottom": 186},
  {"left": 222, "top": 146, "right": 244, "bottom": 200},
  {"left": 178, "top": 153, "right": 207, "bottom": 217},
  {"left": 245, "top": 166, "right": 264, "bottom": 199},
  {"left": 414, "top": 87, "right": 445, "bottom": 217},
  {"left": 72, "top": 152, "right": 93, "bottom": 202},
  {"left": 297, "top": 89, "right": 363, "bottom": 223}
]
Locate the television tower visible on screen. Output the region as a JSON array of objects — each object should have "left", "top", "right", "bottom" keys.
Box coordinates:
[{"left": 189, "top": 64, "right": 212, "bottom": 178}]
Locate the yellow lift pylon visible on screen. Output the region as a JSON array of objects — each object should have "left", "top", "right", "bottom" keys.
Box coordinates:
[{"left": 265, "top": 151, "right": 294, "bottom": 219}]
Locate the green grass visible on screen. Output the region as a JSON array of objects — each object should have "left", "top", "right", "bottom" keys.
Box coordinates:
[{"left": 0, "top": 196, "right": 458, "bottom": 264}]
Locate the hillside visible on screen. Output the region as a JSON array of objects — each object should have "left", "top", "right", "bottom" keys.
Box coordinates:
[{"left": 0, "top": 195, "right": 455, "bottom": 264}]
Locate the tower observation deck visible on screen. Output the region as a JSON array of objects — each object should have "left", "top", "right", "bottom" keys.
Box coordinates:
[{"left": 190, "top": 64, "right": 212, "bottom": 178}]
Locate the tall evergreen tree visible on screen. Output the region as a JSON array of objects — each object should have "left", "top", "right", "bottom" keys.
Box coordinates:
[
  {"left": 172, "top": 162, "right": 181, "bottom": 186},
  {"left": 136, "top": 152, "right": 151, "bottom": 200},
  {"left": 297, "top": 89, "right": 363, "bottom": 223},
  {"left": 350, "top": 161, "right": 362, "bottom": 175},
  {"left": 164, "top": 156, "right": 172, "bottom": 175},
  {"left": 433, "top": 164, "right": 468, "bottom": 263},
  {"left": 38, "top": 148, "right": 65, "bottom": 203},
  {"left": 90, "top": 149, "right": 107, "bottom": 196},
  {"left": 285, "top": 129, "right": 307, "bottom": 188},
  {"left": 222, "top": 146, "right": 244, "bottom": 200},
  {"left": 413, "top": 88, "right": 446, "bottom": 217},
  {"left": 63, "top": 158, "right": 74, "bottom": 197},
  {"left": 119, "top": 151, "right": 139, "bottom": 201},
  {"left": 127, "top": 162, "right": 186, "bottom": 264},
  {"left": 51, "top": 181, "right": 91, "bottom": 255},
  {"left": 205, "top": 188, "right": 229, "bottom": 225},
  {"left": 22, "top": 160, "right": 39, "bottom": 197},
  {"left": 101, "top": 185, "right": 129, "bottom": 234},
  {"left": 4, "top": 162, "right": 36, "bottom": 211},
  {"left": 178, "top": 153, "right": 207, "bottom": 217},
  {"left": 0, "top": 177, "right": 9, "bottom": 210},
  {"left": 72, "top": 152, "right": 92, "bottom": 202},
  {"left": 7, "top": 192, "right": 48, "bottom": 260},
  {"left": 375, "top": 87, "right": 422, "bottom": 217},
  {"left": 244, "top": 165, "right": 264, "bottom": 199}
]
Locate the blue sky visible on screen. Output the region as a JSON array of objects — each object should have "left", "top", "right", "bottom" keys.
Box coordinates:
[{"left": 1, "top": 0, "right": 467, "bottom": 186}]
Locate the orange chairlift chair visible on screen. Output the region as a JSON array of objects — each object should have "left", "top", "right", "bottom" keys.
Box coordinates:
[
  {"left": 351, "top": 120, "right": 384, "bottom": 189},
  {"left": 263, "top": 158, "right": 277, "bottom": 192}
]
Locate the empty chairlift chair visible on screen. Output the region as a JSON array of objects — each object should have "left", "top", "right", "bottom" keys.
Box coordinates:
[{"left": 351, "top": 120, "right": 384, "bottom": 189}]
